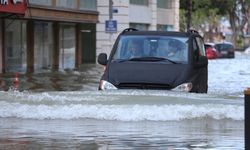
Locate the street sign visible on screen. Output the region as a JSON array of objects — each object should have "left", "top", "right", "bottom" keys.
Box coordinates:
[{"left": 105, "top": 20, "right": 117, "bottom": 33}]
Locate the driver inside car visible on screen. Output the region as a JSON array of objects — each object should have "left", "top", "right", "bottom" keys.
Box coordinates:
[
  {"left": 124, "top": 40, "right": 142, "bottom": 59},
  {"left": 166, "top": 40, "right": 186, "bottom": 61}
]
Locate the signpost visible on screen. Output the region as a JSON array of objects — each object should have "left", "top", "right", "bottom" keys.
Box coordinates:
[{"left": 106, "top": 0, "right": 117, "bottom": 33}]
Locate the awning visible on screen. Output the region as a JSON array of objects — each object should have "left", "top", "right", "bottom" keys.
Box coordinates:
[{"left": 0, "top": 0, "right": 27, "bottom": 15}]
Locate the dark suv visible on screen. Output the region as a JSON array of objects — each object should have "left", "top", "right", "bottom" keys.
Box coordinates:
[
  {"left": 98, "top": 28, "right": 208, "bottom": 93},
  {"left": 214, "top": 42, "right": 235, "bottom": 58}
]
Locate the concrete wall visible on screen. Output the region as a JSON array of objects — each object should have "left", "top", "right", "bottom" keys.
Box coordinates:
[
  {"left": 129, "top": 5, "right": 151, "bottom": 24},
  {"left": 157, "top": 0, "right": 179, "bottom": 31}
]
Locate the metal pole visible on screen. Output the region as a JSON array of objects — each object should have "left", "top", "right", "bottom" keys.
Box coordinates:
[
  {"left": 109, "top": 0, "right": 113, "bottom": 20},
  {"left": 109, "top": 0, "right": 113, "bottom": 51}
]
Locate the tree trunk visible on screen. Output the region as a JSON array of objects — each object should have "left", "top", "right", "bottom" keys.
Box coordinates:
[{"left": 228, "top": 10, "right": 237, "bottom": 46}]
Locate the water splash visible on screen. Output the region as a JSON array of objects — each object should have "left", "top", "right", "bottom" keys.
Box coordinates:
[{"left": 0, "top": 90, "right": 244, "bottom": 121}]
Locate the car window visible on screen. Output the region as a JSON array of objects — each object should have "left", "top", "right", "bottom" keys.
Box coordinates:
[
  {"left": 193, "top": 38, "right": 199, "bottom": 61},
  {"left": 112, "top": 35, "right": 189, "bottom": 62},
  {"left": 195, "top": 37, "right": 206, "bottom": 56}
]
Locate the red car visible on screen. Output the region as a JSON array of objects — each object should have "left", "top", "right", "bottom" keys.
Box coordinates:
[{"left": 205, "top": 43, "right": 218, "bottom": 59}]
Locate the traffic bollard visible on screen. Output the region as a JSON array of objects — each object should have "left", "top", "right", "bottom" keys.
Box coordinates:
[
  {"left": 13, "top": 73, "right": 20, "bottom": 90},
  {"left": 246, "top": 88, "right": 250, "bottom": 101},
  {"left": 245, "top": 88, "right": 250, "bottom": 150}
]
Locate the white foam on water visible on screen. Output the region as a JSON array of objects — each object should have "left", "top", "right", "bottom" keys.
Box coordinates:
[{"left": 0, "top": 99, "right": 243, "bottom": 121}]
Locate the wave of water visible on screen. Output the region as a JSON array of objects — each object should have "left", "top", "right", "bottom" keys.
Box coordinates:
[
  {"left": 0, "top": 54, "right": 247, "bottom": 122},
  {"left": 0, "top": 102, "right": 243, "bottom": 121},
  {"left": 0, "top": 90, "right": 244, "bottom": 121}
]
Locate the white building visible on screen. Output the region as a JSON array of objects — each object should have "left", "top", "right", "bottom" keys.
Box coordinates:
[{"left": 97, "top": 0, "right": 179, "bottom": 57}]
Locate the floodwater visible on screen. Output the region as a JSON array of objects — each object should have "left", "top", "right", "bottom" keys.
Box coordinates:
[{"left": 0, "top": 52, "right": 248, "bottom": 150}]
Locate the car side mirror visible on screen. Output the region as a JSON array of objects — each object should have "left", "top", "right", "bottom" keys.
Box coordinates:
[
  {"left": 194, "top": 56, "right": 208, "bottom": 68},
  {"left": 98, "top": 53, "right": 108, "bottom": 66}
]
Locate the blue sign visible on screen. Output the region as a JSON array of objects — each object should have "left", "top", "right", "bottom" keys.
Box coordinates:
[{"left": 105, "top": 20, "right": 117, "bottom": 33}]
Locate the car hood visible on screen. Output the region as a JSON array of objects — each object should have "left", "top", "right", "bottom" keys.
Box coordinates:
[{"left": 107, "top": 61, "right": 192, "bottom": 89}]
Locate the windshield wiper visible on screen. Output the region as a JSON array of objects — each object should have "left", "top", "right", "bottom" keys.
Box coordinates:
[{"left": 115, "top": 57, "right": 179, "bottom": 64}]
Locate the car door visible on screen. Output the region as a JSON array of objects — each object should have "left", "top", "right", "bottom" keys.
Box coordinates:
[{"left": 191, "top": 36, "right": 208, "bottom": 93}]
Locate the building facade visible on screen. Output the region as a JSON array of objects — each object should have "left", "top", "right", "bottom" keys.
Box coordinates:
[
  {"left": 0, "top": 0, "right": 179, "bottom": 73},
  {"left": 0, "top": 0, "right": 98, "bottom": 73},
  {"left": 96, "top": 0, "right": 179, "bottom": 56}
]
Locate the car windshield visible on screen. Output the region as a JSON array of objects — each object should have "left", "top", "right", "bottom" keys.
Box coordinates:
[{"left": 112, "top": 35, "right": 189, "bottom": 63}]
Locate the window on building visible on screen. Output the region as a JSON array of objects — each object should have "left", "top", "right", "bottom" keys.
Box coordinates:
[
  {"left": 79, "top": 0, "right": 97, "bottom": 10},
  {"left": 59, "top": 24, "right": 76, "bottom": 70},
  {"left": 157, "top": 0, "right": 172, "bottom": 9},
  {"left": 34, "top": 22, "right": 53, "bottom": 71},
  {"left": 157, "top": 24, "right": 173, "bottom": 31},
  {"left": 56, "top": 0, "right": 76, "bottom": 9},
  {"left": 29, "top": 0, "right": 52, "bottom": 6},
  {"left": 130, "top": 0, "right": 148, "bottom": 6},
  {"left": 4, "top": 19, "right": 27, "bottom": 72},
  {"left": 130, "top": 23, "right": 149, "bottom": 31}
]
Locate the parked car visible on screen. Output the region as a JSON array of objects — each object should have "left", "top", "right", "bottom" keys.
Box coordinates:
[
  {"left": 244, "top": 46, "right": 250, "bottom": 54},
  {"left": 214, "top": 42, "right": 235, "bottom": 58},
  {"left": 97, "top": 28, "right": 208, "bottom": 93},
  {"left": 205, "top": 43, "right": 218, "bottom": 59}
]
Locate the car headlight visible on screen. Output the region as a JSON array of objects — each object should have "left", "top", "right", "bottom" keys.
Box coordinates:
[
  {"left": 99, "top": 80, "right": 117, "bottom": 90},
  {"left": 172, "top": 82, "right": 193, "bottom": 92}
]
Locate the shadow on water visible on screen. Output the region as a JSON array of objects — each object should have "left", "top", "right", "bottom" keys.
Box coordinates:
[{"left": 0, "top": 64, "right": 104, "bottom": 92}]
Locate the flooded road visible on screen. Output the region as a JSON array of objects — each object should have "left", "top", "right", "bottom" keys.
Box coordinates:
[
  {"left": 0, "top": 52, "right": 248, "bottom": 149},
  {"left": 0, "top": 64, "right": 102, "bottom": 92}
]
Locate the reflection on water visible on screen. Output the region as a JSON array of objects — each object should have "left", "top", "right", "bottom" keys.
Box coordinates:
[
  {"left": 0, "top": 64, "right": 103, "bottom": 92},
  {"left": 0, "top": 118, "right": 244, "bottom": 150}
]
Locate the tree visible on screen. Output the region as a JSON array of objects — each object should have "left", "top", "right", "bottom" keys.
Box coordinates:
[
  {"left": 180, "top": 0, "right": 250, "bottom": 47},
  {"left": 214, "top": 0, "right": 250, "bottom": 47},
  {"left": 180, "top": 0, "right": 222, "bottom": 42}
]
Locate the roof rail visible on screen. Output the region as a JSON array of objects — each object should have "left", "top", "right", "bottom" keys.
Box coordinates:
[
  {"left": 121, "top": 28, "right": 138, "bottom": 34},
  {"left": 188, "top": 29, "right": 199, "bottom": 34}
]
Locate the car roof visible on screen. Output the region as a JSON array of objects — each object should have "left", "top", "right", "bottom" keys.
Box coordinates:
[
  {"left": 215, "top": 41, "right": 234, "bottom": 45},
  {"left": 122, "top": 31, "right": 190, "bottom": 37},
  {"left": 205, "top": 42, "right": 215, "bottom": 46},
  {"left": 120, "top": 28, "right": 200, "bottom": 37}
]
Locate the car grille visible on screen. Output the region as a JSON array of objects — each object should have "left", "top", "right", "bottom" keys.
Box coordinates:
[{"left": 118, "top": 83, "right": 173, "bottom": 90}]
